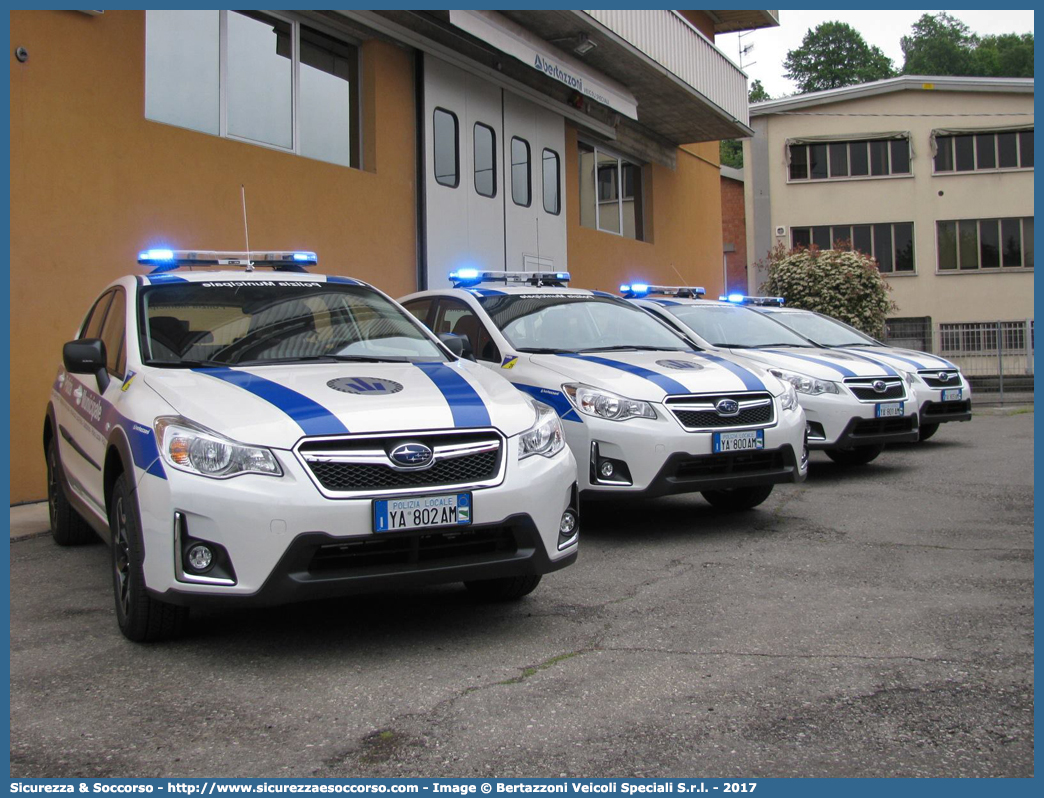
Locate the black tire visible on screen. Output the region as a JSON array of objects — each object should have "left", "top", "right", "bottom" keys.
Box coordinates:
[
  {"left": 464, "top": 574, "right": 542, "bottom": 601},
  {"left": 701, "top": 483, "right": 774, "bottom": 511},
  {"left": 46, "top": 437, "right": 96, "bottom": 546},
  {"left": 918, "top": 423, "right": 940, "bottom": 442},
  {"left": 110, "top": 473, "right": 188, "bottom": 642},
  {"left": 825, "top": 444, "right": 884, "bottom": 466}
]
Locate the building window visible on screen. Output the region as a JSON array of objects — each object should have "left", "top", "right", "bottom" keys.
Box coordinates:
[
  {"left": 433, "top": 109, "right": 459, "bottom": 188},
  {"left": 791, "top": 222, "right": 915, "bottom": 273},
  {"left": 145, "top": 10, "right": 360, "bottom": 168},
  {"left": 940, "top": 321, "right": 1030, "bottom": 353},
  {"left": 934, "top": 129, "right": 1034, "bottom": 173},
  {"left": 473, "top": 123, "right": 496, "bottom": 198},
  {"left": 788, "top": 138, "right": 911, "bottom": 182},
  {"left": 511, "top": 137, "right": 531, "bottom": 207},
  {"left": 542, "top": 149, "right": 560, "bottom": 215},
  {"left": 937, "top": 217, "right": 1033, "bottom": 271},
  {"left": 578, "top": 141, "right": 645, "bottom": 240}
]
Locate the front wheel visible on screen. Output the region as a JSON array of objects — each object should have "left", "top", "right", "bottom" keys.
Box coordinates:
[
  {"left": 825, "top": 445, "right": 884, "bottom": 466},
  {"left": 110, "top": 474, "right": 188, "bottom": 642},
  {"left": 918, "top": 423, "right": 940, "bottom": 442},
  {"left": 464, "top": 574, "right": 542, "bottom": 601},
  {"left": 701, "top": 483, "right": 774, "bottom": 511},
  {"left": 46, "top": 437, "right": 96, "bottom": 546}
]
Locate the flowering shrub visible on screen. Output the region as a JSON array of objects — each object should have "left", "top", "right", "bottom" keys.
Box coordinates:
[{"left": 761, "top": 244, "right": 896, "bottom": 337}]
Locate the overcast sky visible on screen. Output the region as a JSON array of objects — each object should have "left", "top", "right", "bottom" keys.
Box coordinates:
[{"left": 717, "top": 10, "right": 1036, "bottom": 99}]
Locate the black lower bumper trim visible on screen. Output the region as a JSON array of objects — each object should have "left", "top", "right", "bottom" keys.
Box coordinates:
[
  {"left": 819, "top": 414, "right": 919, "bottom": 450},
  {"left": 581, "top": 444, "right": 803, "bottom": 501},
  {"left": 150, "top": 514, "right": 574, "bottom": 607},
  {"left": 920, "top": 399, "right": 972, "bottom": 424}
]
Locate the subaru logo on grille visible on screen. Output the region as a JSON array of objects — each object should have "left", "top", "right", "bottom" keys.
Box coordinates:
[
  {"left": 388, "top": 443, "right": 433, "bottom": 469},
  {"left": 937, "top": 372, "right": 952, "bottom": 382},
  {"left": 872, "top": 380, "right": 888, "bottom": 393},
  {"left": 715, "top": 398, "right": 740, "bottom": 416}
]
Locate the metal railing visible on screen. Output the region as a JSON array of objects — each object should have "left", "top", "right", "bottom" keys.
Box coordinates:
[{"left": 883, "top": 318, "right": 1034, "bottom": 403}]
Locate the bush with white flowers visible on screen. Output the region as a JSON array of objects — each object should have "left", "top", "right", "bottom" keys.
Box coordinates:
[{"left": 761, "top": 244, "right": 896, "bottom": 338}]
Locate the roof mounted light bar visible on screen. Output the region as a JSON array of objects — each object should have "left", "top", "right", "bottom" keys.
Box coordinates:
[
  {"left": 449, "top": 268, "right": 570, "bottom": 288},
  {"left": 137, "top": 249, "right": 317, "bottom": 274},
  {"left": 719, "top": 294, "right": 785, "bottom": 307},
  {"left": 620, "top": 283, "right": 706, "bottom": 299}
]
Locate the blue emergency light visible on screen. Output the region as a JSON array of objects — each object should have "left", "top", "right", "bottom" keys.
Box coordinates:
[
  {"left": 620, "top": 283, "right": 706, "bottom": 299},
  {"left": 137, "top": 249, "right": 318, "bottom": 273},
  {"left": 449, "top": 269, "right": 570, "bottom": 287},
  {"left": 719, "top": 294, "right": 786, "bottom": 307}
]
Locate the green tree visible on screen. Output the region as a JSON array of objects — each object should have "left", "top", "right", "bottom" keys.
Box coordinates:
[
  {"left": 748, "top": 79, "right": 771, "bottom": 103},
  {"left": 719, "top": 139, "right": 743, "bottom": 169},
  {"left": 761, "top": 245, "right": 896, "bottom": 338},
  {"left": 784, "top": 22, "right": 895, "bottom": 93},
  {"left": 900, "top": 13, "right": 977, "bottom": 76},
  {"left": 972, "top": 33, "right": 1034, "bottom": 77}
]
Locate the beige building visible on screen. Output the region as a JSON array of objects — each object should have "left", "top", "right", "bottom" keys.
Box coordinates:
[{"left": 744, "top": 76, "right": 1033, "bottom": 353}]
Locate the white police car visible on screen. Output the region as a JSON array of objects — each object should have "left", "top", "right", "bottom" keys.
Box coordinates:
[
  {"left": 44, "top": 250, "right": 578, "bottom": 641},
  {"left": 626, "top": 287, "right": 920, "bottom": 466},
  {"left": 399, "top": 271, "right": 807, "bottom": 510},
  {"left": 752, "top": 305, "right": 972, "bottom": 442}
]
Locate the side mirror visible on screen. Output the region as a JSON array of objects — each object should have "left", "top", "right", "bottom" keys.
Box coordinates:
[
  {"left": 63, "top": 339, "right": 110, "bottom": 393},
  {"left": 438, "top": 332, "right": 476, "bottom": 361}
]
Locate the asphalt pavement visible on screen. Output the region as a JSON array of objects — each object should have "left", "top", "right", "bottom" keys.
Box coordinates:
[{"left": 9, "top": 410, "right": 1034, "bottom": 778}]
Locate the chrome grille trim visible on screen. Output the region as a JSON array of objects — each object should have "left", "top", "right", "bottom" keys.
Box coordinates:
[
  {"left": 664, "top": 392, "right": 777, "bottom": 432},
  {"left": 918, "top": 370, "right": 962, "bottom": 388},
  {"left": 294, "top": 428, "right": 506, "bottom": 499},
  {"left": 843, "top": 377, "right": 907, "bottom": 402}
]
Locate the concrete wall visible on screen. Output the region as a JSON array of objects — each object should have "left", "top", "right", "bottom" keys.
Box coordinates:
[
  {"left": 747, "top": 87, "right": 1034, "bottom": 325},
  {"left": 9, "top": 10, "right": 419, "bottom": 503},
  {"left": 720, "top": 175, "right": 747, "bottom": 293},
  {"left": 565, "top": 125, "right": 725, "bottom": 296}
]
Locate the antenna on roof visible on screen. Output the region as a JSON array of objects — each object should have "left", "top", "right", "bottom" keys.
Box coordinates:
[{"left": 240, "top": 184, "right": 253, "bottom": 272}]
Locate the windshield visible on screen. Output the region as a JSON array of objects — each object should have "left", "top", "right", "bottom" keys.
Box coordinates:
[
  {"left": 665, "top": 304, "right": 814, "bottom": 348},
  {"left": 478, "top": 294, "right": 691, "bottom": 353},
  {"left": 763, "top": 310, "right": 878, "bottom": 347},
  {"left": 138, "top": 281, "right": 445, "bottom": 366}
]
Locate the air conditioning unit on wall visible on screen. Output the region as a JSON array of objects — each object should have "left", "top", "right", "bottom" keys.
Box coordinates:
[{"left": 774, "top": 225, "right": 787, "bottom": 237}]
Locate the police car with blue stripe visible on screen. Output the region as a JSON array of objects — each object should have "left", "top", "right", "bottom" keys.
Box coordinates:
[
  {"left": 750, "top": 305, "right": 972, "bottom": 442},
  {"left": 625, "top": 287, "right": 920, "bottom": 466},
  {"left": 400, "top": 271, "right": 807, "bottom": 510},
  {"left": 44, "top": 250, "right": 578, "bottom": 641}
]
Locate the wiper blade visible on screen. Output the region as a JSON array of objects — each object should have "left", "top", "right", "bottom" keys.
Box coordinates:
[
  {"left": 516, "top": 347, "right": 576, "bottom": 354},
  {"left": 833, "top": 342, "right": 878, "bottom": 347},
  {"left": 578, "top": 345, "right": 688, "bottom": 353},
  {"left": 754, "top": 343, "right": 814, "bottom": 348},
  {"left": 236, "top": 354, "right": 410, "bottom": 365},
  {"left": 144, "top": 359, "right": 230, "bottom": 369}
]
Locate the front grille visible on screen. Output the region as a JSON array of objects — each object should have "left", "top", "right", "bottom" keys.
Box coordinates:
[
  {"left": 673, "top": 449, "right": 785, "bottom": 480},
  {"left": 666, "top": 393, "right": 775, "bottom": 431},
  {"left": 924, "top": 400, "right": 971, "bottom": 417},
  {"left": 308, "top": 527, "right": 518, "bottom": 574},
  {"left": 299, "top": 431, "right": 502, "bottom": 494},
  {"left": 845, "top": 378, "right": 906, "bottom": 401},
  {"left": 851, "top": 417, "right": 916, "bottom": 437},
  {"left": 920, "top": 370, "right": 962, "bottom": 388}
]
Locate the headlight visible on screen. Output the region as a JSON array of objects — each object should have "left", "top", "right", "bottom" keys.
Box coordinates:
[
  {"left": 154, "top": 416, "right": 282, "bottom": 478},
  {"left": 518, "top": 399, "right": 566, "bottom": 460},
  {"left": 562, "top": 383, "right": 657, "bottom": 421},
  {"left": 780, "top": 382, "right": 799, "bottom": 412},
  {"left": 901, "top": 370, "right": 922, "bottom": 386},
  {"left": 769, "top": 369, "right": 839, "bottom": 396}
]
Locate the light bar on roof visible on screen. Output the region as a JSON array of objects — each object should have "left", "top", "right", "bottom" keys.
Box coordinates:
[
  {"left": 137, "top": 249, "right": 317, "bottom": 272},
  {"left": 620, "top": 284, "right": 706, "bottom": 299},
  {"left": 719, "top": 294, "right": 785, "bottom": 306},
  {"left": 449, "top": 269, "right": 570, "bottom": 287}
]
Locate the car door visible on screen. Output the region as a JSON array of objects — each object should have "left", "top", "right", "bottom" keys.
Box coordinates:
[{"left": 430, "top": 298, "right": 501, "bottom": 366}]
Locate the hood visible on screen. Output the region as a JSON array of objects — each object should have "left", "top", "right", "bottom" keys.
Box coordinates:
[
  {"left": 527, "top": 350, "right": 784, "bottom": 401},
  {"left": 835, "top": 346, "right": 958, "bottom": 373},
  {"left": 143, "top": 360, "right": 535, "bottom": 449},
  {"left": 728, "top": 346, "right": 909, "bottom": 381}
]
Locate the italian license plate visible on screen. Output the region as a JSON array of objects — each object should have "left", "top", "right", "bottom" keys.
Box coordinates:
[
  {"left": 373, "top": 493, "right": 471, "bottom": 533},
  {"left": 713, "top": 429, "right": 765, "bottom": 453},
  {"left": 875, "top": 401, "right": 904, "bottom": 418},
  {"left": 941, "top": 388, "right": 963, "bottom": 401}
]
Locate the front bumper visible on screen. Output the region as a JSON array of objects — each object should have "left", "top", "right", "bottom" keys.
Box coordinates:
[
  {"left": 562, "top": 399, "right": 807, "bottom": 498},
  {"left": 134, "top": 435, "right": 578, "bottom": 602},
  {"left": 916, "top": 379, "right": 973, "bottom": 425},
  {"left": 800, "top": 392, "right": 919, "bottom": 449}
]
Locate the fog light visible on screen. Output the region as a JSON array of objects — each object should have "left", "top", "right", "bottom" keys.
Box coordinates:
[
  {"left": 186, "top": 544, "right": 213, "bottom": 572},
  {"left": 599, "top": 461, "right": 614, "bottom": 478},
  {"left": 560, "top": 510, "right": 577, "bottom": 536}
]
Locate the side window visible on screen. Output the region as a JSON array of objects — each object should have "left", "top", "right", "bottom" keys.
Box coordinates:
[
  {"left": 99, "top": 289, "right": 127, "bottom": 379},
  {"left": 80, "top": 291, "right": 114, "bottom": 340},
  {"left": 403, "top": 298, "right": 433, "bottom": 327},
  {"left": 433, "top": 299, "right": 500, "bottom": 363},
  {"left": 433, "top": 108, "right": 459, "bottom": 188},
  {"left": 511, "top": 136, "right": 531, "bottom": 207},
  {"left": 542, "top": 148, "right": 560, "bottom": 215},
  {"left": 474, "top": 123, "right": 497, "bottom": 198}
]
